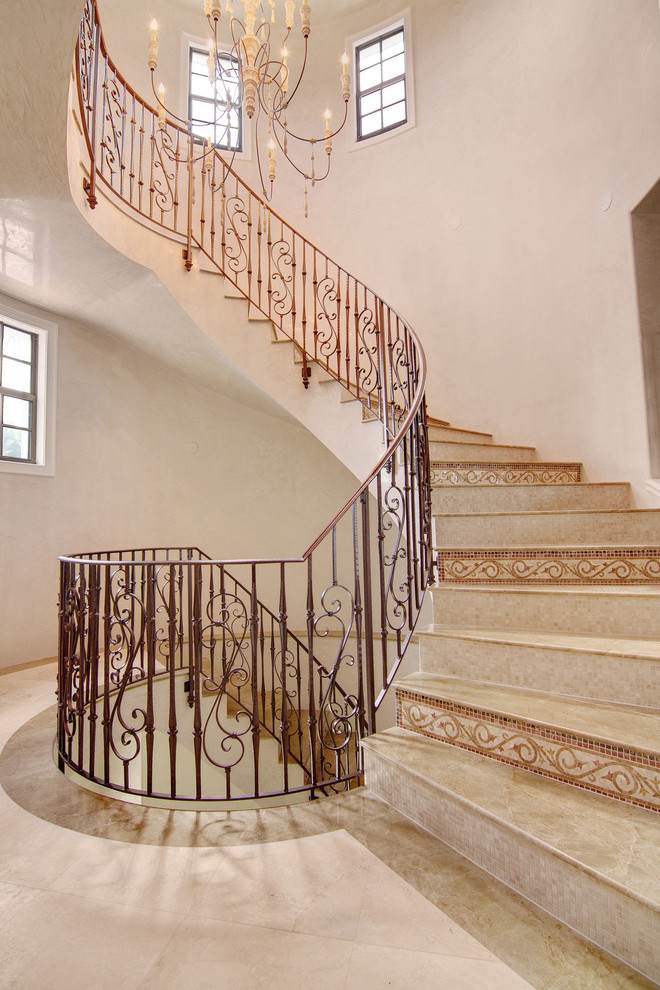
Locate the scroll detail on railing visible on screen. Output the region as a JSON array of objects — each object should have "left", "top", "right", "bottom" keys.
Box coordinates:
[{"left": 59, "top": 0, "right": 432, "bottom": 805}]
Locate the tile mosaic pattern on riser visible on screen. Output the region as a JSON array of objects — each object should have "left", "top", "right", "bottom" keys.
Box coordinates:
[
  {"left": 397, "top": 690, "right": 660, "bottom": 813},
  {"left": 436, "top": 548, "right": 660, "bottom": 584}
]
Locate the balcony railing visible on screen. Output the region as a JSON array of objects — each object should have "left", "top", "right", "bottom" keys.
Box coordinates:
[{"left": 58, "top": 0, "right": 432, "bottom": 806}]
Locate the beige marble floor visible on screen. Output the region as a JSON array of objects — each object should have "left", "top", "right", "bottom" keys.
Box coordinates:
[{"left": 0, "top": 661, "right": 654, "bottom": 990}]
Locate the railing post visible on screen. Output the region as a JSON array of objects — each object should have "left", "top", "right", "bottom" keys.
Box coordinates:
[
  {"left": 57, "top": 560, "right": 71, "bottom": 772},
  {"left": 279, "top": 563, "right": 290, "bottom": 792},
  {"left": 81, "top": 3, "right": 100, "bottom": 208},
  {"left": 305, "top": 555, "right": 318, "bottom": 795},
  {"left": 250, "top": 564, "right": 261, "bottom": 798},
  {"left": 183, "top": 132, "right": 194, "bottom": 270},
  {"left": 360, "top": 493, "right": 376, "bottom": 736}
]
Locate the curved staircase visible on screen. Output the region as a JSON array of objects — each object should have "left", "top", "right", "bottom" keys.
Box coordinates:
[
  {"left": 363, "top": 424, "right": 660, "bottom": 984},
  {"left": 58, "top": 0, "right": 431, "bottom": 810},
  {"left": 61, "top": 1, "right": 659, "bottom": 980}
]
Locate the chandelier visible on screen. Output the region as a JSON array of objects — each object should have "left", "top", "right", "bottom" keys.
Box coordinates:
[{"left": 148, "top": 1, "right": 351, "bottom": 208}]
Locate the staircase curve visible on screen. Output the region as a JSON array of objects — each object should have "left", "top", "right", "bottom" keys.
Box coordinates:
[{"left": 57, "top": 0, "right": 432, "bottom": 807}]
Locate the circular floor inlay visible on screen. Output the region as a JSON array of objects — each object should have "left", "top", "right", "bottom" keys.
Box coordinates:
[{"left": 0, "top": 706, "right": 366, "bottom": 847}]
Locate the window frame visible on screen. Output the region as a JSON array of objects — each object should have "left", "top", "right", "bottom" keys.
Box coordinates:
[
  {"left": 0, "top": 323, "right": 39, "bottom": 463},
  {"left": 187, "top": 43, "right": 243, "bottom": 153},
  {"left": 355, "top": 26, "right": 407, "bottom": 142},
  {"left": 0, "top": 301, "right": 57, "bottom": 477},
  {"left": 347, "top": 11, "right": 416, "bottom": 151}
]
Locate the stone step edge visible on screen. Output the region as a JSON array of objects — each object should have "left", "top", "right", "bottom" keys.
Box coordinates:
[
  {"left": 432, "top": 482, "right": 625, "bottom": 491},
  {"left": 428, "top": 426, "right": 495, "bottom": 442},
  {"left": 418, "top": 627, "right": 660, "bottom": 663},
  {"left": 432, "top": 582, "right": 660, "bottom": 596},
  {"left": 433, "top": 508, "right": 660, "bottom": 521},
  {"left": 362, "top": 727, "right": 660, "bottom": 912},
  {"left": 395, "top": 674, "right": 660, "bottom": 758},
  {"left": 395, "top": 683, "right": 660, "bottom": 814}
]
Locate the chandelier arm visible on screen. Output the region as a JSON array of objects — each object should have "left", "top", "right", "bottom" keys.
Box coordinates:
[
  {"left": 282, "top": 35, "right": 309, "bottom": 107},
  {"left": 271, "top": 129, "right": 322, "bottom": 185},
  {"left": 253, "top": 107, "right": 272, "bottom": 200},
  {"left": 150, "top": 70, "right": 190, "bottom": 128},
  {"left": 282, "top": 100, "right": 349, "bottom": 145}
]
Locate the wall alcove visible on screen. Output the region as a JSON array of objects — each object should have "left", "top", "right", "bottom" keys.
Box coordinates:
[{"left": 632, "top": 179, "right": 660, "bottom": 480}]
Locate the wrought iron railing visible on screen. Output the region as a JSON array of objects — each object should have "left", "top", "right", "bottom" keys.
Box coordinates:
[{"left": 58, "top": 0, "right": 432, "bottom": 804}]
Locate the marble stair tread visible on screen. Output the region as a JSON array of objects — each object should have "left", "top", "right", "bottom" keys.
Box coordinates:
[
  {"left": 427, "top": 424, "right": 494, "bottom": 444},
  {"left": 419, "top": 626, "right": 660, "bottom": 662},
  {"left": 397, "top": 671, "right": 660, "bottom": 753},
  {"left": 432, "top": 483, "right": 631, "bottom": 513},
  {"left": 434, "top": 508, "right": 660, "bottom": 547},
  {"left": 429, "top": 440, "right": 537, "bottom": 463},
  {"left": 362, "top": 726, "right": 660, "bottom": 905}
]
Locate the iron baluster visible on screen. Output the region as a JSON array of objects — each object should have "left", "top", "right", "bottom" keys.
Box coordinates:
[
  {"left": 167, "top": 563, "right": 178, "bottom": 799},
  {"left": 145, "top": 563, "right": 156, "bottom": 796},
  {"left": 360, "top": 492, "right": 376, "bottom": 736},
  {"left": 249, "top": 564, "right": 261, "bottom": 798}
]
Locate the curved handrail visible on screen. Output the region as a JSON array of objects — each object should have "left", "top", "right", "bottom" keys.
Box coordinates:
[{"left": 58, "top": 0, "right": 432, "bottom": 805}]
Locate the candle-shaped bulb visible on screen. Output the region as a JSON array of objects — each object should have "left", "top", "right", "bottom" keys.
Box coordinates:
[
  {"left": 148, "top": 20, "right": 159, "bottom": 70},
  {"left": 268, "top": 139, "right": 276, "bottom": 182},
  {"left": 157, "top": 83, "right": 166, "bottom": 128},
  {"left": 300, "top": 1, "right": 311, "bottom": 38},
  {"left": 204, "top": 0, "right": 212, "bottom": 14},
  {"left": 207, "top": 39, "right": 216, "bottom": 83},
  {"left": 285, "top": 0, "right": 295, "bottom": 29},
  {"left": 281, "top": 46, "right": 289, "bottom": 94},
  {"left": 324, "top": 108, "right": 332, "bottom": 154},
  {"left": 341, "top": 51, "right": 350, "bottom": 102}
]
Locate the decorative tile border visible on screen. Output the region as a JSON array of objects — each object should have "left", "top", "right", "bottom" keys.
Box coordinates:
[
  {"left": 396, "top": 688, "right": 660, "bottom": 813},
  {"left": 430, "top": 462, "right": 582, "bottom": 487},
  {"left": 435, "top": 548, "right": 660, "bottom": 585}
]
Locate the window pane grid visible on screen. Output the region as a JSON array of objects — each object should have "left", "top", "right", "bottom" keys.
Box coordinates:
[
  {"left": 189, "top": 46, "right": 242, "bottom": 153},
  {"left": 356, "top": 27, "right": 407, "bottom": 141},
  {"left": 0, "top": 322, "right": 37, "bottom": 462}
]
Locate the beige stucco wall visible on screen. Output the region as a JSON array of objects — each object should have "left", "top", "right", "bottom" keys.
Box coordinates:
[
  {"left": 97, "top": 0, "right": 660, "bottom": 502},
  {"left": 269, "top": 0, "right": 660, "bottom": 505},
  {"left": 0, "top": 291, "right": 356, "bottom": 668}
]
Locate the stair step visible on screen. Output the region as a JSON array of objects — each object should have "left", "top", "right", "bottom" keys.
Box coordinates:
[
  {"left": 434, "top": 508, "right": 660, "bottom": 547},
  {"left": 435, "top": 546, "right": 660, "bottom": 584},
  {"left": 432, "top": 482, "right": 631, "bottom": 514},
  {"left": 432, "top": 584, "right": 660, "bottom": 638},
  {"left": 396, "top": 671, "right": 660, "bottom": 811},
  {"left": 431, "top": 461, "right": 581, "bottom": 486},
  {"left": 427, "top": 424, "right": 494, "bottom": 444},
  {"left": 418, "top": 627, "right": 660, "bottom": 708},
  {"left": 362, "top": 726, "right": 660, "bottom": 984},
  {"left": 430, "top": 441, "right": 537, "bottom": 463}
]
